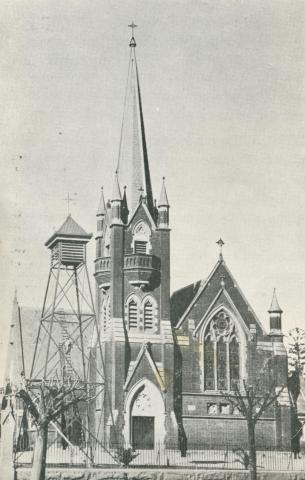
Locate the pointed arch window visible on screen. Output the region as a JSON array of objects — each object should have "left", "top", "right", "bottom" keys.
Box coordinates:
[
  {"left": 144, "top": 301, "right": 153, "bottom": 330},
  {"left": 203, "top": 310, "right": 240, "bottom": 391}
]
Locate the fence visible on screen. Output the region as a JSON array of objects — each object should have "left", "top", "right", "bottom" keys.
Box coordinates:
[{"left": 14, "top": 441, "right": 305, "bottom": 472}]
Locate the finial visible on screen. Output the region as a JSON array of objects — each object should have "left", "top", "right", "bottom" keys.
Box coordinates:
[
  {"left": 216, "top": 238, "right": 225, "bottom": 260},
  {"left": 128, "top": 21, "right": 137, "bottom": 47}
]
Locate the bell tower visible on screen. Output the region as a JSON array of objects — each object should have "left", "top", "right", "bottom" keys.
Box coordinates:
[{"left": 94, "top": 27, "right": 178, "bottom": 448}]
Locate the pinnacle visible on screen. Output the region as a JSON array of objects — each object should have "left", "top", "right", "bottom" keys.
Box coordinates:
[
  {"left": 268, "top": 288, "right": 283, "bottom": 314},
  {"left": 97, "top": 187, "right": 106, "bottom": 216},
  {"left": 158, "top": 177, "right": 169, "bottom": 207},
  {"left": 112, "top": 172, "right": 122, "bottom": 201}
]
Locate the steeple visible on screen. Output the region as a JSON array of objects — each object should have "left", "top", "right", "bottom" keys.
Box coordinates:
[
  {"left": 116, "top": 25, "right": 154, "bottom": 217},
  {"left": 5, "top": 290, "right": 24, "bottom": 386}
]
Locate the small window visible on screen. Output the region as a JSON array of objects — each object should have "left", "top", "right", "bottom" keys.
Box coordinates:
[
  {"left": 220, "top": 403, "right": 230, "bottom": 415},
  {"left": 144, "top": 301, "right": 153, "bottom": 330},
  {"left": 134, "top": 240, "right": 147, "bottom": 254},
  {"left": 128, "top": 300, "right": 138, "bottom": 329}
]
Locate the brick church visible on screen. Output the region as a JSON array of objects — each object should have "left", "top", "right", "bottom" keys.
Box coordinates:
[
  {"left": 93, "top": 31, "right": 292, "bottom": 450},
  {"left": 3, "top": 31, "right": 292, "bottom": 453}
]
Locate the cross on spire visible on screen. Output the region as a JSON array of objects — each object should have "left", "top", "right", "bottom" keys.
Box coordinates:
[
  {"left": 64, "top": 192, "right": 77, "bottom": 215},
  {"left": 128, "top": 21, "right": 138, "bottom": 47},
  {"left": 128, "top": 21, "right": 138, "bottom": 37},
  {"left": 216, "top": 238, "right": 225, "bottom": 259}
]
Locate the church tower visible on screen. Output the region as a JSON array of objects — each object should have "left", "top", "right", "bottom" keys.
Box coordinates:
[{"left": 94, "top": 26, "right": 178, "bottom": 448}]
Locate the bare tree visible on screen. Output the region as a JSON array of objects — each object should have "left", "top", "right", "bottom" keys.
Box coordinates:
[
  {"left": 17, "top": 379, "right": 90, "bottom": 480},
  {"left": 287, "top": 328, "right": 305, "bottom": 376},
  {"left": 223, "top": 375, "right": 284, "bottom": 480}
]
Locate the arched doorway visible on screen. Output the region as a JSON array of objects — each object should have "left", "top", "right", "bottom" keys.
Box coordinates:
[{"left": 124, "top": 379, "right": 166, "bottom": 449}]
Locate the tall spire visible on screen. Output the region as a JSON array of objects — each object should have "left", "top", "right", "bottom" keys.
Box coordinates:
[
  {"left": 116, "top": 24, "right": 154, "bottom": 216},
  {"left": 5, "top": 291, "right": 24, "bottom": 385}
]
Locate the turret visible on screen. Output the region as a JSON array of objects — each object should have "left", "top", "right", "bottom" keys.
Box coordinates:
[
  {"left": 158, "top": 177, "right": 170, "bottom": 228},
  {"left": 268, "top": 289, "right": 283, "bottom": 341}
]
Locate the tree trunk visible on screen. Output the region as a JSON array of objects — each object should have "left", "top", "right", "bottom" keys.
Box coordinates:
[
  {"left": 247, "top": 420, "right": 257, "bottom": 480},
  {"left": 30, "top": 423, "right": 48, "bottom": 480}
]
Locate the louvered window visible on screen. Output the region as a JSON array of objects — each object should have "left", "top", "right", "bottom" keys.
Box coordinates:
[
  {"left": 144, "top": 301, "right": 153, "bottom": 330},
  {"left": 128, "top": 300, "right": 138, "bottom": 329},
  {"left": 134, "top": 241, "right": 147, "bottom": 254}
]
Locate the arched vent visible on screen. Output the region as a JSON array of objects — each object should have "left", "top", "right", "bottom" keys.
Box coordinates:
[
  {"left": 144, "top": 301, "right": 153, "bottom": 330},
  {"left": 128, "top": 300, "right": 138, "bottom": 329}
]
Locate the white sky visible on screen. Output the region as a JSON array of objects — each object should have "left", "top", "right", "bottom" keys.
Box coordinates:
[{"left": 1, "top": 1, "right": 305, "bottom": 382}]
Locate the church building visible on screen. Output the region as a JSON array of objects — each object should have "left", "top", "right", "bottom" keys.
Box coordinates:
[
  {"left": 93, "top": 30, "right": 292, "bottom": 450},
  {"left": 1, "top": 30, "right": 293, "bottom": 457}
]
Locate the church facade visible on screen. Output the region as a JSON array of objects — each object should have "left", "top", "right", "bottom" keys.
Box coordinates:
[{"left": 93, "top": 33, "right": 292, "bottom": 450}]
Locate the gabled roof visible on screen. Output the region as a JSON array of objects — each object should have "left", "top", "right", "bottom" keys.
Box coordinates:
[
  {"left": 171, "top": 259, "right": 265, "bottom": 335},
  {"left": 127, "top": 200, "right": 156, "bottom": 230},
  {"left": 45, "top": 215, "right": 92, "bottom": 247},
  {"left": 124, "top": 342, "right": 166, "bottom": 392}
]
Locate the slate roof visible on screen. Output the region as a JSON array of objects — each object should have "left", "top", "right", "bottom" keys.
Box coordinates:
[
  {"left": 45, "top": 215, "right": 92, "bottom": 247},
  {"left": 170, "top": 280, "right": 202, "bottom": 327},
  {"left": 171, "top": 259, "right": 266, "bottom": 335}
]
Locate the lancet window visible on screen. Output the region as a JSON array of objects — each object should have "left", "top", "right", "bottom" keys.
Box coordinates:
[{"left": 203, "top": 310, "right": 240, "bottom": 391}]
